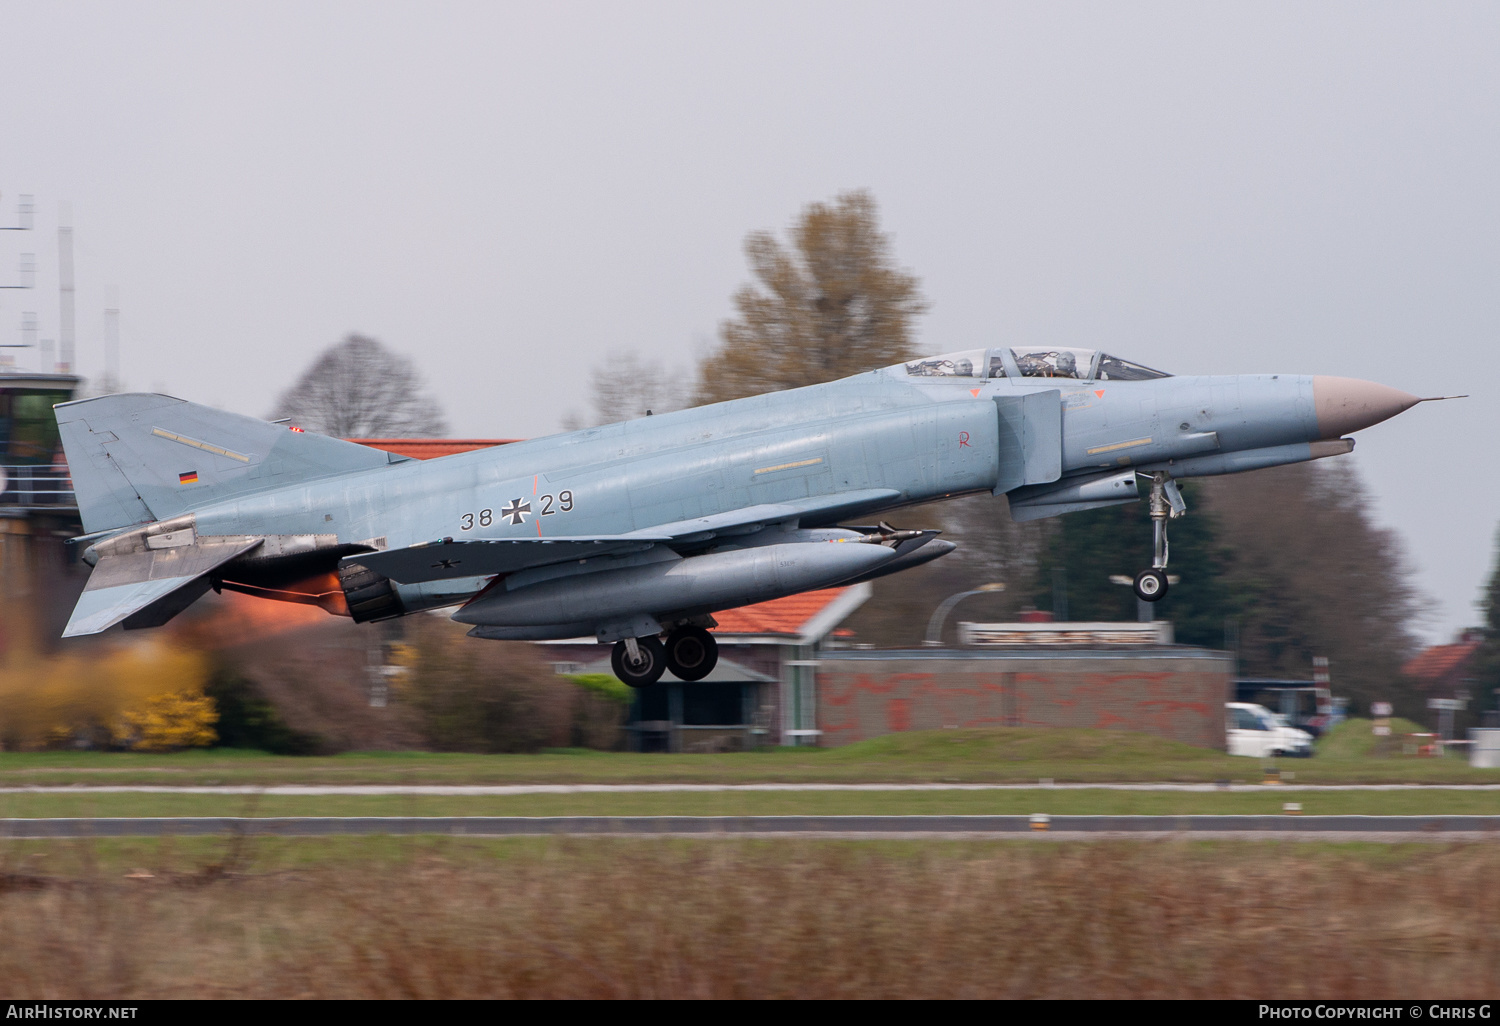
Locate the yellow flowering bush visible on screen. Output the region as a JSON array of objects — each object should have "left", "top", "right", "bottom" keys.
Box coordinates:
[{"left": 114, "top": 690, "right": 218, "bottom": 752}]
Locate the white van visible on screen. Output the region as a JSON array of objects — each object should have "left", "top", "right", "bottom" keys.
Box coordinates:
[{"left": 1226, "top": 703, "right": 1313, "bottom": 758}]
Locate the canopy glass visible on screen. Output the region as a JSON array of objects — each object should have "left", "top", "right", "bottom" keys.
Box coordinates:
[{"left": 901, "top": 348, "right": 1171, "bottom": 382}]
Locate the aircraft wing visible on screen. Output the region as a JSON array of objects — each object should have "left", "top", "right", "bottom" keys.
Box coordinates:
[
  {"left": 345, "top": 536, "right": 673, "bottom": 584},
  {"left": 63, "top": 536, "right": 264, "bottom": 637},
  {"left": 622, "top": 488, "right": 903, "bottom": 542},
  {"left": 349, "top": 487, "right": 904, "bottom": 585}
]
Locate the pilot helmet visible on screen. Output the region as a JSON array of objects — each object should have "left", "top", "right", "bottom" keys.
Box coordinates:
[
  {"left": 953, "top": 359, "right": 973, "bottom": 376},
  {"left": 1054, "top": 351, "right": 1077, "bottom": 375}
]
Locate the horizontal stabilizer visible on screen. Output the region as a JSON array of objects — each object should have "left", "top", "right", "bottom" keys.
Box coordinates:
[
  {"left": 64, "top": 577, "right": 209, "bottom": 637},
  {"left": 63, "top": 534, "right": 263, "bottom": 637}
]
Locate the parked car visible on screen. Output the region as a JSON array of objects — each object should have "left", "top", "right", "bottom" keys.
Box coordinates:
[{"left": 1226, "top": 702, "right": 1314, "bottom": 758}]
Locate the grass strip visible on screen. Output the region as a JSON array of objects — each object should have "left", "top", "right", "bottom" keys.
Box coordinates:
[{"left": 0, "top": 722, "right": 1490, "bottom": 786}]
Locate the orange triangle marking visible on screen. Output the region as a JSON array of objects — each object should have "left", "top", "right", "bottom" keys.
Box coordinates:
[
  {"left": 1094, "top": 389, "right": 1105, "bottom": 398},
  {"left": 970, "top": 388, "right": 982, "bottom": 397}
]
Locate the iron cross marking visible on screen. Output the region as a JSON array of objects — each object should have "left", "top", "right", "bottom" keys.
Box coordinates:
[
  {"left": 430, "top": 558, "right": 461, "bottom": 570},
  {"left": 500, "top": 498, "right": 532, "bottom": 526}
]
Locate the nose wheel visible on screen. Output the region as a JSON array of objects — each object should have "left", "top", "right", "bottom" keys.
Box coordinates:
[
  {"left": 1135, "top": 472, "right": 1186, "bottom": 603},
  {"left": 1133, "top": 568, "right": 1169, "bottom": 602},
  {"left": 612, "top": 635, "right": 666, "bottom": 688}
]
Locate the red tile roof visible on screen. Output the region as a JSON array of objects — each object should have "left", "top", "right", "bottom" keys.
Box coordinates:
[
  {"left": 1402, "top": 638, "right": 1482, "bottom": 682},
  {"left": 711, "top": 588, "right": 855, "bottom": 637},
  {"left": 349, "top": 438, "right": 518, "bottom": 460}
]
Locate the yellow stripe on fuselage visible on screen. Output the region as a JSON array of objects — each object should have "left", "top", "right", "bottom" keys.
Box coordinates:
[
  {"left": 1085, "top": 437, "right": 1154, "bottom": 456},
  {"left": 754, "top": 457, "right": 824, "bottom": 475}
]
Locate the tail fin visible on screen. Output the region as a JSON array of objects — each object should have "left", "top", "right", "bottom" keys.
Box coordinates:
[{"left": 56, "top": 393, "right": 402, "bottom": 534}]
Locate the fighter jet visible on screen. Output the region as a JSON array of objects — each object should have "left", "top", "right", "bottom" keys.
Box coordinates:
[{"left": 53, "top": 346, "right": 1445, "bottom": 686}]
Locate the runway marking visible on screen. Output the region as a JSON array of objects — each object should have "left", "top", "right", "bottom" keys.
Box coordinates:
[
  {"left": 2, "top": 815, "right": 1498, "bottom": 839},
  {"left": 0, "top": 784, "right": 1497, "bottom": 795}
]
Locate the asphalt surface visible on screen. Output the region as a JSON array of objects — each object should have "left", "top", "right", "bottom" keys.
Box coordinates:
[{"left": 3, "top": 814, "right": 1499, "bottom": 838}]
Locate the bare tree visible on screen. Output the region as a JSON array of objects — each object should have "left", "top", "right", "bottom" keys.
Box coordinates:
[
  {"left": 270, "top": 334, "right": 449, "bottom": 438},
  {"left": 565, "top": 349, "right": 689, "bottom": 429},
  {"left": 695, "top": 190, "right": 927, "bottom": 406}
]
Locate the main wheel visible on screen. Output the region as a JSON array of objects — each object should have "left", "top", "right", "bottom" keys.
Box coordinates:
[
  {"left": 1133, "top": 568, "right": 1169, "bottom": 602},
  {"left": 611, "top": 636, "right": 667, "bottom": 688},
  {"left": 665, "top": 627, "right": 718, "bottom": 682}
]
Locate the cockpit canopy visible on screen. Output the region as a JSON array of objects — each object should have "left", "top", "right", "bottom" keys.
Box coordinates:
[{"left": 901, "top": 348, "right": 1170, "bottom": 382}]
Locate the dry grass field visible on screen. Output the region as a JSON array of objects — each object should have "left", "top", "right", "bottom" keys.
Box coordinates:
[{"left": 1, "top": 836, "right": 1496, "bottom": 999}]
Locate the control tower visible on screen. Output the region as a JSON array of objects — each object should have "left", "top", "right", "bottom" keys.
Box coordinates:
[{"left": 0, "top": 370, "right": 86, "bottom": 647}]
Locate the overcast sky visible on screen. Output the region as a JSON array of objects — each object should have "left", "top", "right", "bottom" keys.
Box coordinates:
[{"left": 1, "top": 1, "right": 1495, "bottom": 643}]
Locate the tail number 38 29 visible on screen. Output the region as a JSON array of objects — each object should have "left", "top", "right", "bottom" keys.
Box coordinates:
[{"left": 460, "top": 490, "right": 574, "bottom": 531}]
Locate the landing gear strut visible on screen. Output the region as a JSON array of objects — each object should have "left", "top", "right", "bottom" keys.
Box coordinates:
[
  {"left": 1133, "top": 472, "right": 1185, "bottom": 603},
  {"left": 611, "top": 635, "right": 666, "bottom": 688}
]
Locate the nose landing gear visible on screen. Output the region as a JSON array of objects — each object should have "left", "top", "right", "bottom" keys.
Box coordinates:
[{"left": 1133, "top": 472, "right": 1186, "bottom": 603}]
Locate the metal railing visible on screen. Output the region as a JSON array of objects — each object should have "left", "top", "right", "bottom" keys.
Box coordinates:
[{"left": 0, "top": 464, "right": 76, "bottom": 509}]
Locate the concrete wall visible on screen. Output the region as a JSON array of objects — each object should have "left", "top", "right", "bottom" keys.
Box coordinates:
[{"left": 817, "top": 648, "right": 1234, "bottom": 750}]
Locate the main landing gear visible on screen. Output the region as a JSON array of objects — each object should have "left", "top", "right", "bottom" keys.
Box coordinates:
[
  {"left": 1133, "top": 471, "right": 1186, "bottom": 604},
  {"left": 611, "top": 627, "right": 720, "bottom": 688},
  {"left": 663, "top": 626, "right": 717, "bottom": 682}
]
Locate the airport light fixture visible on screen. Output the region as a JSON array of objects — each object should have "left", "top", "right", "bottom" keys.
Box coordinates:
[{"left": 923, "top": 582, "right": 1006, "bottom": 647}]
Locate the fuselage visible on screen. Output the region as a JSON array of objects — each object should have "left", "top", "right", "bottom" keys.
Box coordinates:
[{"left": 179, "top": 346, "right": 1410, "bottom": 625}]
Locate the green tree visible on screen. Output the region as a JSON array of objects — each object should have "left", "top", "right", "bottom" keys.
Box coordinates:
[
  {"left": 1467, "top": 526, "right": 1500, "bottom": 716},
  {"left": 205, "top": 666, "right": 323, "bottom": 755},
  {"left": 695, "top": 190, "right": 927, "bottom": 406},
  {"left": 1024, "top": 460, "right": 1425, "bottom": 717},
  {"left": 1205, "top": 461, "right": 1425, "bottom": 714}
]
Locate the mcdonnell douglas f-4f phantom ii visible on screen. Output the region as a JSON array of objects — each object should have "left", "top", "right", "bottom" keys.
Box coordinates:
[{"left": 54, "top": 346, "right": 1446, "bottom": 686}]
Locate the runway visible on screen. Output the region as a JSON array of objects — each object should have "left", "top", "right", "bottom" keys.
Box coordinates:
[
  {"left": 3, "top": 814, "right": 1499, "bottom": 839},
  {"left": 1, "top": 783, "right": 1499, "bottom": 794}
]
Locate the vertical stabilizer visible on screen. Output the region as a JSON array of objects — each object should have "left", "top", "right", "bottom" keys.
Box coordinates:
[{"left": 55, "top": 393, "right": 400, "bottom": 534}]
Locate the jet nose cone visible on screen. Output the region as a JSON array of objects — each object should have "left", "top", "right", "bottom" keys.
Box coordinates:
[{"left": 1312, "top": 376, "right": 1422, "bottom": 438}]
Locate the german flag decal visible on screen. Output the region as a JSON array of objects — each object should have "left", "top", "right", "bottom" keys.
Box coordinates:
[{"left": 179, "top": 471, "right": 199, "bottom": 485}]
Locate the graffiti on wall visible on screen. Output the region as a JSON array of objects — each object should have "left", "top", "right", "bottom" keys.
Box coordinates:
[{"left": 818, "top": 659, "right": 1228, "bottom": 749}]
